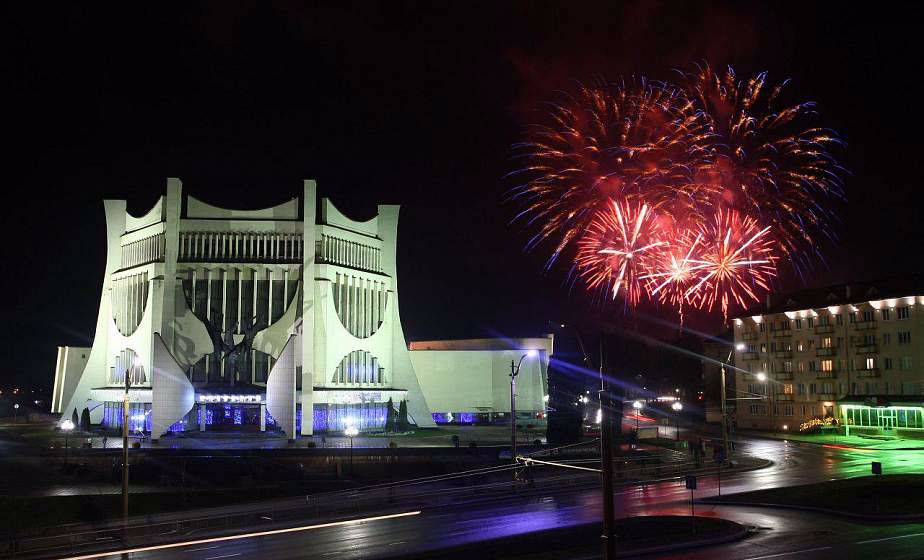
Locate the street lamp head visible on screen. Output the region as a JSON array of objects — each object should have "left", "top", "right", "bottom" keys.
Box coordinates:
[
  {"left": 14, "top": 403, "right": 19, "bottom": 409},
  {"left": 671, "top": 401, "right": 683, "bottom": 412},
  {"left": 735, "top": 342, "right": 746, "bottom": 351},
  {"left": 61, "top": 419, "right": 75, "bottom": 431},
  {"left": 344, "top": 426, "right": 359, "bottom": 437},
  {"left": 632, "top": 400, "right": 643, "bottom": 410},
  {"left": 756, "top": 372, "right": 767, "bottom": 382}
]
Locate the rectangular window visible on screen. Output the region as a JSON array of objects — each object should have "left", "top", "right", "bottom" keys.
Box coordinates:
[
  {"left": 810, "top": 383, "right": 817, "bottom": 394},
  {"left": 822, "top": 337, "right": 833, "bottom": 348},
  {"left": 900, "top": 356, "right": 913, "bottom": 371},
  {"left": 796, "top": 340, "right": 804, "bottom": 351},
  {"left": 883, "top": 333, "right": 892, "bottom": 345},
  {"left": 784, "top": 361, "right": 793, "bottom": 372},
  {"left": 836, "top": 314, "right": 843, "bottom": 326},
  {"left": 807, "top": 317, "right": 815, "bottom": 328},
  {"left": 783, "top": 383, "right": 794, "bottom": 394},
  {"left": 881, "top": 309, "right": 891, "bottom": 321},
  {"left": 863, "top": 334, "right": 875, "bottom": 345},
  {"left": 797, "top": 362, "right": 805, "bottom": 373},
  {"left": 866, "top": 357, "right": 875, "bottom": 370},
  {"left": 849, "top": 312, "right": 857, "bottom": 324},
  {"left": 782, "top": 319, "right": 791, "bottom": 330},
  {"left": 898, "top": 332, "right": 912, "bottom": 344},
  {"left": 759, "top": 322, "right": 766, "bottom": 332},
  {"left": 795, "top": 318, "right": 803, "bottom": 330},
  {"left": 820, "top": 315, "right": 830, "bottom": 326},
  {"left": 760, "top": 343, "right": 767, "bottom": 353},
  {"left": 884, "top": 357, "right": 893, "bottom": 370},
  {"left": 784, "top": 405, "right": 794, "bottom": 416},
  {"left": 809, "top": 361, "right": 817, "bottom": 372},
  {"left": 822, "top": 359, "right": 834, "bottom": 372},
  {"left": 898, "top": 306, "right": 910, "bottom": 320},
  {"left": 822, "top": 382, "right": 833, "bottom": 394},
  {"left": 797, "top": 383, "right": 806, "bottom": 395},
  {"left": 863, "top": 310, "right": 874, "bottom": 322},
  {"left": 808, "top": 339, "right": 815, "bottom": 349}
]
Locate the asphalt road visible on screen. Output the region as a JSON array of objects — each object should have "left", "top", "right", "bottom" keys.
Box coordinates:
[{"left": 62, "top": 437, "right": 924, "bottom": 560}]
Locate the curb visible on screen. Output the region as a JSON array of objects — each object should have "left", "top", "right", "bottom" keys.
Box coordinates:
[{"left": 696, "top": 499, "right": 924, "bottom": 523}]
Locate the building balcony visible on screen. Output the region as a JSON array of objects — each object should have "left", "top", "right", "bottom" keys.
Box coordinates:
[
  {"left": 814, "top": 324, "right": 835, "bottom": 334},
  {"left": 772, "top": 350, "right": 793, "bottom": 359},
  {"left": 855, "top": 344, "right": 879, "bottom": 354},
  {"left": 853, "top": 321, "right": 878, "bottom": 331},
  {"left": 742, "top": 352, "right": 760, "bottom": 362},
  {"left": 816, "top": 347, "right": 837, "bottom": 357},
  {"left": 773, "top": 329, "right": 793, "bottom": 338},
  {"left": 774, "top": 372, "right": 794, "bottom": 381},
  {"left": 856, "top": 368, "right": 880, "bottom": 378},
  {"left": 742, "top": 331, "right": 759, "bottom": 341},
  {"left": 816, "top": 371, "right": 838, "bottom": 379},
  {"left": 775, "top": 393, "right": 794, "bottom": 401},
  {"left": 817, "top": 393, "right": 837, "bottom": 401}
]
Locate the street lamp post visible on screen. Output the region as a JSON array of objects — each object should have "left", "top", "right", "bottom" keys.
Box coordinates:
[
  {"left": 632, "top": 400, "right": 643, "bottom": 433},
  {"left": 61, "top": 419, "right": 75, "bottom": 467},
  {"left": 13, "top": 403, "right": 19, "bottom": 423},
  {"left": 510, "top": 351, "right": 536, "bottom": 479},
  {"left": 720, "top": 346, "right": 740, "bottom": 463},
  {"left": 344, "top": 425, "right": 358, "bottom": 476},
  {"left": 671, "top": 401, "right": 683, "bottom": 441}
]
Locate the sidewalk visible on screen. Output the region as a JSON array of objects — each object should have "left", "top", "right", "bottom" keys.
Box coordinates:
[{"left": 741, "top": 430, "right": 924, "bottom": 450}]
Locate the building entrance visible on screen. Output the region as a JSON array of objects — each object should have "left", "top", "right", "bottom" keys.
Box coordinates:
[{"left": 202, "top": 403, "right": 263, "bottom": 432}]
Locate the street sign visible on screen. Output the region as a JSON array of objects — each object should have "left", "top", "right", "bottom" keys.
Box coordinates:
[
  {"left": 685, "top": 475, "right": 697, "bottom": 490},
  {"left": 872, "top": 461, "right": 882, "bottom": 475}
]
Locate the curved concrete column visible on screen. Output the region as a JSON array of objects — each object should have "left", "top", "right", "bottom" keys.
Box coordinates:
[
  {"left": 266, "top": 335, "right": 298, "bottom": 440},
  {"left": 151, "top": 333, "right": 195, "bottom": 439}
]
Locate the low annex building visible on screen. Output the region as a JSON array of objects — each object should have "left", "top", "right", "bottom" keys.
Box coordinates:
[
  {"left": 732, "top": 278, "right": 924, "bottom": 435},
  {"left": 50, "top": 179, "right": 549, "bottom": 440}
]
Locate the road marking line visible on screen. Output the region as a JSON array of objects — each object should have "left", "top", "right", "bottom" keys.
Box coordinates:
[
  {"left": 56, "top": 510, "right": 422, "bottom": 560},
  {"left": 743, "top": 546, "right": 831, "bottom": 559},
  {"left": 205, "top": 555, "right": 241, "bottom": 560},
  {"left": 857, "top": 531, "right": 924, "bottom": 544}
]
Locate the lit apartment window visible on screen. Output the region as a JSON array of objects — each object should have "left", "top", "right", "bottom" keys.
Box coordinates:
[
  {"left": 797, "top": 362, "right": 805, "bottom": 373},
  {"left": 898, "top": 331, "right": 912, "bottom": 344},
  {"left": 797, "top": 340, "right": 804, "bottom": 351},
  {"left": 865, "top": 357, "right": 876, "bottom": 370},
  {"left": 822, "top": 359, "right": 834, "bottom": 372},
  {"left": 883, "top": 333, "right": 892, "bottom": 345},
  {"left": 822, "top": 337, "right": 833, "bottom": 348},
  {"left": 900, "top": 356, "right": 913, "bottom": 370},
  {"left": 760, "top": 343, "right": 767, "bottom": 353},
  {"left": 898, "top": 306, "right": 910, "bottom": 320},
  {"left": 881, "top": 308, "right": 891, "bottom": 321},
  {"left": 783, "top": 383, "right": 794, "bottom": 394},
  {"left": 795, "top": 318, "right": 803, "bottom": 330},
  {"left": 884, "top": 357, "right": 893, "bottom": 370},
  {"left": 784, "top": 361, "right": 793, "bottom": 372}
]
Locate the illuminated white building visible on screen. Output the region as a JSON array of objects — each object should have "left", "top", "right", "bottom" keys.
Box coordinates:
[
  {"left": 51, "top": 178, "right": 550, "bottom": 441},
  {"left": 51, "top": 178, "right": 440, "bottom": 440},
  {"left": 732, "top": 280, "right": 924, "bottom": 434}
]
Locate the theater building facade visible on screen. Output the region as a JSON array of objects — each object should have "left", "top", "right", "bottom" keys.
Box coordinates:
[{"left": 51, "top": 179, "right": 549, "bottom": 440}]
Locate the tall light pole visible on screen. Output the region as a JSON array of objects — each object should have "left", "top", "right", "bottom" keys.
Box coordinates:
[
  {"left": 510, "top": 350, "right": 536, "bottom": 478},
  {"left": 13, "top": 403, "right": 19, "bottom": 423},
  {"left": 720, "top": 346, "right": 740, "bottom": 462},
  {"left": 122, "top": 357, "right": 140, "bottom": 525},
  {"left": 632, "top": 400, "right": 643, "bottom": 432},
  {"left": 345, "top": 424, "right": 358, "bottom": 476},
  {"left": 671, "top": 401, "right": 683, "bottom": 441},
  {"left": 597, "top": 336, "right": 615, "bottom": 560},
  {"left": 61, "top": 419, "right": 75, "bottom": 467}
]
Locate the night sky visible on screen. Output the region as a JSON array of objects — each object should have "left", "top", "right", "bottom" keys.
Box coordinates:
[{"left": 6, "top": 2, "right": 924, "bottom": 390}]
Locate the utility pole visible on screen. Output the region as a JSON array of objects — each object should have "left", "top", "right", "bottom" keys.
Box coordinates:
[
  {"left": 599, "top": 335, "right": 615, "bottom": 560},
  {"left": 720, "top": 349, "right": 732, "bottom": 461}
]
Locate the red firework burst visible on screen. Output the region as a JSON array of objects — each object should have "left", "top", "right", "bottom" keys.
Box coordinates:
[
  {"left": 684, "top": 209, "right": 777, "bottom": 319},
  {"left": 575, "top": 199, "right": 667, "bottom": 306}
]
